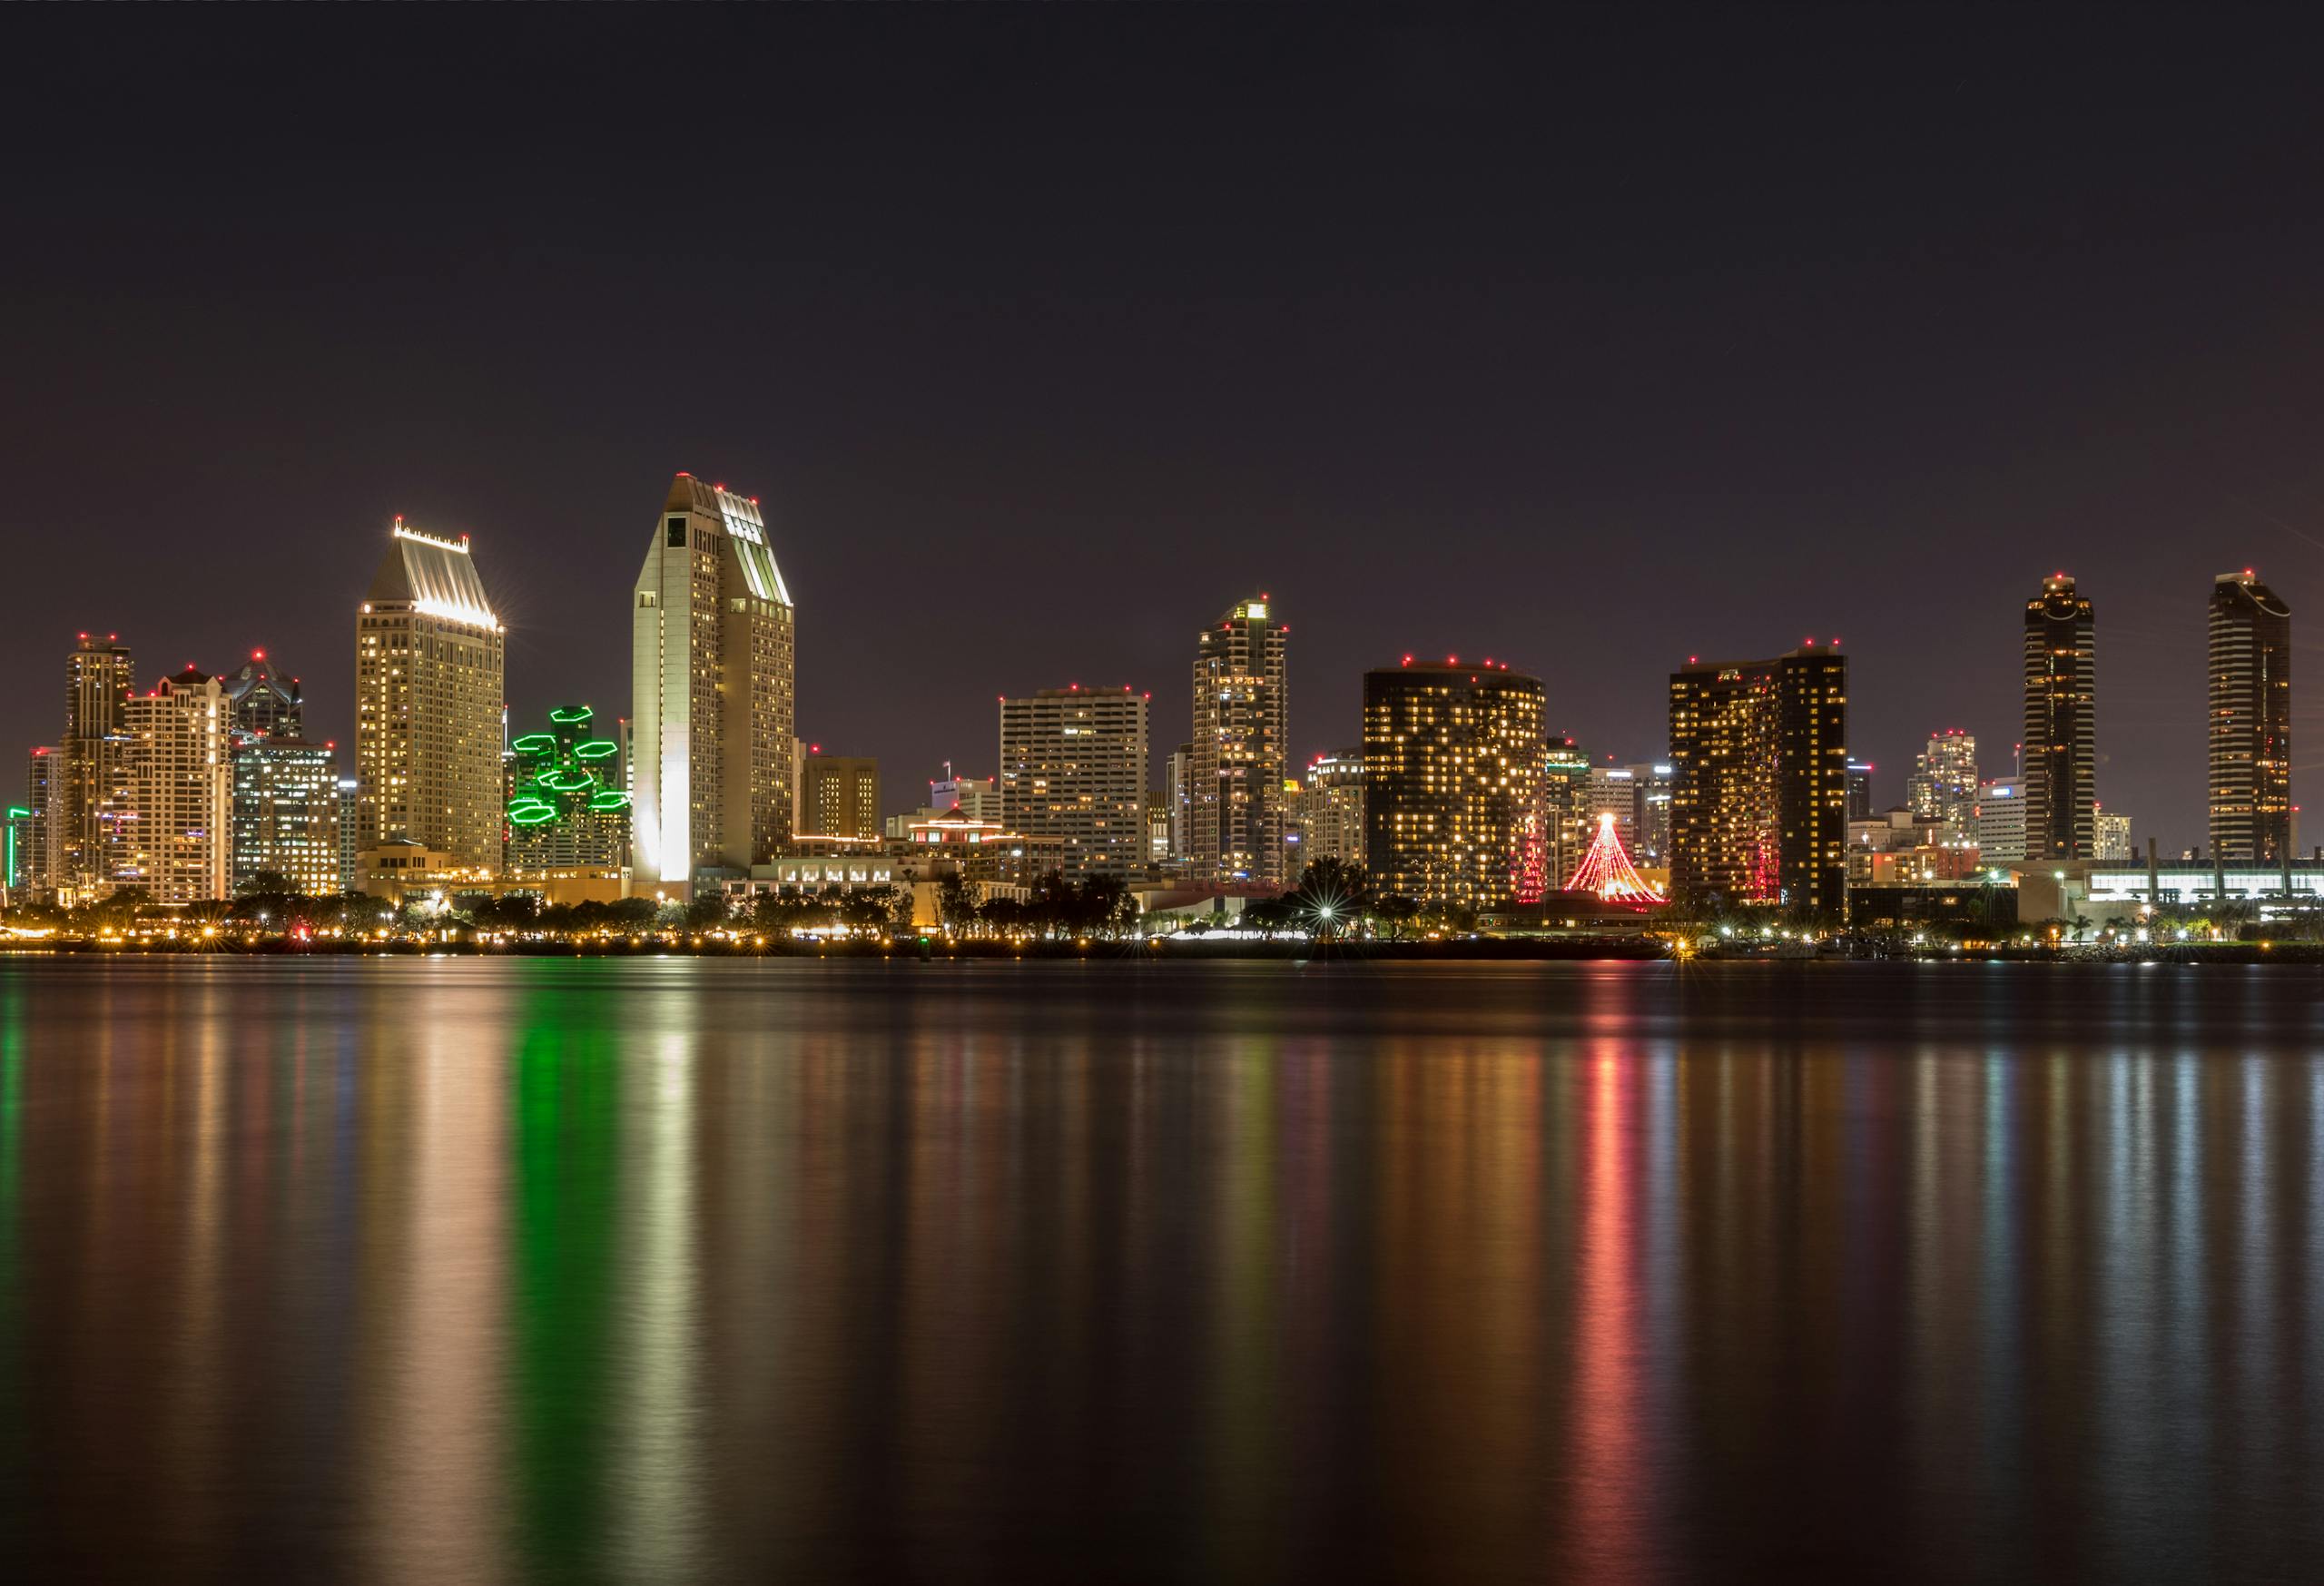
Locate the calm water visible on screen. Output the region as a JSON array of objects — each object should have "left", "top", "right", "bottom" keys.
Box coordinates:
[{"left": 1, "top": 957, "right": 2320, "bottom": 1582}]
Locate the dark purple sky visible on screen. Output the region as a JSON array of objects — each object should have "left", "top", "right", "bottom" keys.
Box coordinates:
[{"left": 6, "top": 10, "right": 2324, "bottom": 845}]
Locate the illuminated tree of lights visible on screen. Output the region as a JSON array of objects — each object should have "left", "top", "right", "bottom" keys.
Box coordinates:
[
  {"left": 1512, "top": 808, "right": 1550, "bottom": 904},
  {"left": 1562, "top": 812, "right": 1665, "bottom": 903}
]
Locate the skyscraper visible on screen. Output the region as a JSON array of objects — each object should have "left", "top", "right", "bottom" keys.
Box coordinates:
[
  {"left": 2023, "top": 573, "right": 2095, "bottom": 861},
  {"left": 119, "top": 667, "right": 231, "bottom": 905},
  {"left": 505, "top": 705, "right": 630, "bottom": 874},
  {"left": 356, "top": 519, "right": 507, "bottom": 871},
  {"left": 1905, "top": 729, "right": 1978, "bottom": 829},
  {"left": 999, "top": 685, "right": 1149, "bottom": 877},
  {"left": 631, "top": 474, "right": 796, "bottom": 886},
  {"left": 22, "top": 747, "right": 54, "bottom": 901},
  {"left": 2207, "top": 569, "right": 2291, "bottom": 862},
  {"left": 57, "top": 633, "right": 134, "bottom": 901},
  {"left": 1974, "top": 776, "right": 2027, "bottom": 862},
  {"left": 231, "top": 737, "right": 342, "bottom": 896},
  {"left": 1667, "top": 645, "right": 1848, "bottom": 913},
  {"left": 1845, "top": 759, "right": 1876, "bottom": 824},
  {"left": 1362, "top": 659, "right": 1546, "bottom": 910},
  {"left": 1288, "top": 748, "right": 1366, "bottom": 880},
  {"left": 1189, "top": 596, "right": 1290, "bottom": 884},
  {"left": 221, "top": 651, "right": 302, "bottom": 740},
  {"left": 1541, "top": 736, "right": 1592, "bottom": 882}
]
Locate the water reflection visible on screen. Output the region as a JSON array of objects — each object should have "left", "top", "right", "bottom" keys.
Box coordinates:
[{"left": 0, "top": 958, "right": 2319, "bottom": 1582}]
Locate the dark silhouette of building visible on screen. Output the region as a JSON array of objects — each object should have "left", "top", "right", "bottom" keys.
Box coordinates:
[
  {"left": 2023, "top": 573, "right": 2095, "bottom": 861},
  {"left": 2207, "top": 569, "right": 2291, "bottom": 862}
]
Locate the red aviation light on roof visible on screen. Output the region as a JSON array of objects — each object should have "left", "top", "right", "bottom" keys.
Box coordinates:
[{"left": 1403, "top": 654, "right": 1413, "bottom": 665}]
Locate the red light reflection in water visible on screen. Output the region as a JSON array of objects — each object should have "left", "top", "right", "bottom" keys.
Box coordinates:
[{"left": 1567, "top": 1047, "right": 1649, "bottom": 1580}]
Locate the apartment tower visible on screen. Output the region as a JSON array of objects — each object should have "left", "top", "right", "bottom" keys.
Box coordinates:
[
  {"left": 2022, "top": 573, "right": 2096, "bottom": 861},
  {"left": 1361, "top": 659, "right": 1546, "bottom": 910},
  {"left": 1667, "top": 645, "right": 1848, "bottom": 913},
  {"left": 2207, "top": 569, "right": 2291, "bottom": 862},
  {"left": 1190, "top": 596, "right": 1290, "bottom": 884}
]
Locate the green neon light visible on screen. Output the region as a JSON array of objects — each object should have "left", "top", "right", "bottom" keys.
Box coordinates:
[
  {"left": 538, "top": 769, "right": 595, "bottom": 793},
  {"left": 548, "top": 706, "right": 595, "bottom": 725},
  {"left": 507, "top": 796, "right": 556, "bottom": 819},
  {"left": 573, "top": 740, "right": 618, "bottom": 761},
  {"left": 511, "top": 734, "right": 558, "bottom": 754},
  {"left": 508, "top": 806, "right": 558, "bottom": 825},
  {"left": 587, "top": 791, "right": 632, "bottom": 813}
]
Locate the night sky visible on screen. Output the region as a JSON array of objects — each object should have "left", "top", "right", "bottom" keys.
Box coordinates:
[{"left": 7, "top": 9, "right": 2323, "bottom": 846}]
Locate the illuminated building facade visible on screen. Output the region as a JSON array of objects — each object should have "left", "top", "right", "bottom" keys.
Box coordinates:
[
  {"left": 2094, "top": 804, "right": 2132, "bottom": 862},
  {"left": 1361, "top": 659, "right": 1546, "bottom": 909},
  {"left": 2207, "top": 569, "right": 2291, "bottom": 862},
  {"left": 1190, "top": 596, "right": 1290, "bottom": 883},
  {"left": 1541, "top": 736, "right": 1592, "bottom": 882},
  {"left": 1905, "top": 729, "right": 1978, "bottom": 829},
  {"left": 2023, "top": 573, "right": 2096, "bottom": 860},
  {"left": 120, "top": 668, "right": 232, "bottom": 904},
  {"left": 337, "top": 776, "right": 359, "bottom": 893},
  {"left": 356, "top": 520, "right": 507, "bottom": 871},
  {"left": 231, "top": 737, "right": 342, "bottom": 896},
  {"left": 631, "top": 473, "right": 796, "bottom": 886},
  {"left": 57, "top": 633, "right": 135, "bottom": 901},
  {"left": 505, "top": 705, "right": 629, "bottom": 874},
  {"left": 1288, "top": 749, "right": 1365, "bottom": 880},
  {"left": 1974, "top": 776, "right": 2026, "bottom": 862},
  {"left": 1845, "top": 759, "right": 1875, "bottom": 823},
  {"left": 1667, "top": 645, "right": 1848, "bottom": 913},
  {"left": 798, "top": 754, "right": 881, "bottom": 842},
  {"left": 999, "top": 685, "right": 1149, "bottom": 877},
  {"left": 23, "top": 747, "right": 54, "bottom": 901},
  {"left": 221, "top": 651, "right": 302, "bottom": 739}
]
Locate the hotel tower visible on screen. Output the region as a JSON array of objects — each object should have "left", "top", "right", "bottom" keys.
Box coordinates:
[{"left": 631, "top": 474, "right": 796, "bottom": 886}]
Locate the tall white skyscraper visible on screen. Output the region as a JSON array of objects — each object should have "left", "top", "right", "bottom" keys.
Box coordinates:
[
  {"left": 631, "top": 474, "right": 797, "bottom": 887},
  {"left": 120, "top": 668, "right": 231, "bottom": 904}
]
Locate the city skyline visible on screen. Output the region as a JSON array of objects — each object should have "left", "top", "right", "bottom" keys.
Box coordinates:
[{"left": 10, "top": 15, "right": 2324, "bottom": 851}]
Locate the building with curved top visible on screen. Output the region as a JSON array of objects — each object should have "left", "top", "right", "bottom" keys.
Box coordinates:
[
  {"left": 2208, "top": 569, "right": 2290, "bottom": 862},
  {"left": 1362, "top": 658, "right": 1545, "bottom": 910}
]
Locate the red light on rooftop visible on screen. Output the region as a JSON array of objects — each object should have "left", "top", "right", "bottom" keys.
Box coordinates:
[
  {"left": 1402, "top": 654, "right": 1413, "bottom": 665},
  {"left": 252, "top": 648, "right": 265, "bottom": 660},
  {"left": 676, "top": 470, "right": 691, "bottom": 477}
]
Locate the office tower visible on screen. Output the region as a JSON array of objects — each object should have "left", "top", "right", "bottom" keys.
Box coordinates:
[
  {"left": 999, "top": 685, "right": 1149, "bottom": 877},
  {"left": 221, "top": 651, "right": 302, "bottom": 740},
  {"left": 58, "top": 634, "right": 135, "bottom": 900},
  {"left": 1165, "top": 744, "right": 1193, "bottom": 862},
  {"left": 336, "top": 777, "right": 359, "bottom": 893},
  {"left": 1667, "top": 645, "right": 1848, "bottom": 912},
  {"left": 23, "top": 747, "right": 54, "bottom": 901},
  {"left": 631, "top": 473, "right": 797, "bottom": 886},
  {"left": 1623, "top": 763, "right": 1677, "bottom": 862},
  {"left": 2093, "top": 804, "right": 2132, "bottom": 863},
  {"left": 1905, "top": 729, "right": 1978, "bottom": 828},
  {"left": 506, "top": 705, "right": 630, "bottom": 873},
  {"left": 1290, "top": 749, "right": 1365, "bottom": 879},
  {"left": 1147, "top": 789, "right": 1173, "bottom": 865},
  {"left": 799, "top": 754, "right": 881, "bottom": 841},
  {"left": 1541, "top": 736, "right": 1592, "bottom": 882},
  {"left": 1845, "top": 759, "right": 1875, "bottom": 823},
  {"left": 356, "top": 519, "right": 507, "bottom": 872},
  {"left": 2208, "top": 569, "right": 2291, "bottom": 862},
  {"left": 931, "top": 770, "right": 1000, "bottom": 823},
  {"left": 119, "top": 668, "right": 231, "bottom": 904},
  {"left": 231, "top": 737, "right": 342, "bottom": 896},
  {"left": 2023, "top": 573, "right": 2096, "bottom": 860},
  {"left": 1586, "top": 763, "right": 1640, "bottom": 859},
  {"left": 1974, "top": 777, "right": 2027, "bottom": 862},
  {"left": 1190, "top": 596, "right": 1290, "bottom": 884},
  {"left": 1362, "top": 659, "right": 1546, "bottom": 909}
]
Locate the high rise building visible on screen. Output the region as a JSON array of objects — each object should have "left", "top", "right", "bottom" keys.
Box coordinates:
[
  {"left": 631, "top": 474, "right": 797, "bottom": 887},
  {"left": 2093, "top": 804, "right": 2132, "bottom": 863},
  {"left": 1189, "top": 596, "right": 1290, "bottom": 884},
  {"left": 1667, "top": 645, "right": 1848, "bottom": 913},
  {"left": 1165, "top": 744, "right": 1193, "bottom": 863},
  {"left": 1362, "top": 659, "right": 1546, "bottom": 910},
  {"left": 2023, "top": 573, "right": 2096, "bottom": 860},
  {"left": 1541, "top": 736, "right": 1592, "bottom": 882},
  {"left": 336, "top": 777, "right": 359, "bottom": 894},
  {"left": 356, "top": 520, "right": 507, "bottom": 872},
  {"left": 1905, "top": 730, "right": 1978, "bottom": 829},
  {"left": 999, "top": 685, "right": 1149, "bottom": 877},
  {"left": 23, "top": 747, "right": 54, "bottom": 902},
  {"left": 221, "top": 651, "right": 302, "bottom": 740},
  {"left": 505, "top": 705, "right": 630, "bottom": 874},
  {"left": 799, "top": 754, "right": 881, "bottom": 842},
  {"left": 1844, "top": 759, "right": 1875, "bottom": 824},
  {"left": 57, "top": 634, "right": 135, "bottom": 901},
  {"left": 1289, "top": 749, "right": 1365, "bottom": 881},
  {"left": 119, "top": 668, "right": 231, "bottom": 904},
  {"left": 1588, "top": 764, "right": 1639, "bottom": 855},
  {"left": 1628, "top": 763, "right": 1677, "bottom": 862},
  {"left": 1974, "top": 776, "right": 2027, "bottom": 862},
  {"left": 231, "top": 737, "right": 342, "bottom": 896},
  {"left": 2207, "top": 569, "right": 2291, "bottom": 862},
  {"left": 931, "top": 770, "right": 1000, "bottom": 823}
]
